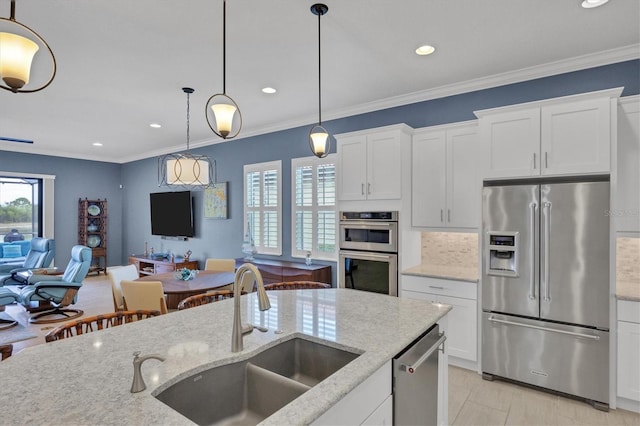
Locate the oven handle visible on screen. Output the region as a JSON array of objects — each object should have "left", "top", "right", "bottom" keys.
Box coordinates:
[
  {"left": 339, "top": 221, "right": 394, "bottom": 229},
  {"left": 339, "top": 250, "right": 397, "bottom": 261}
]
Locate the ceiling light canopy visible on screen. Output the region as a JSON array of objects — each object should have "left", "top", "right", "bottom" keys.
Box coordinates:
[
  {"left": 0, "top": 0, "right": 56, "bottom": 93},
  {"left": 205, "top": 0, "right": 242, "bottom": 140},
  {"left": 309, "top": 3, "right": 331, "bottom": 159},
  {"left": 159, "top": 87, "right": 216, "bottom": 188},
  {"left": 581, "top": 0, "right": 609, "bottom": 8}
]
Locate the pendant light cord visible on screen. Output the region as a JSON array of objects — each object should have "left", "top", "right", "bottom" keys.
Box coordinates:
[
  {"left": 317, "top": 9, "right": 322, "bottom": 126},
  {"left": 222, "top": 0, "right": 227, "bottom": 95},
  {"left": 186, "top": 90, "right": 191, "bottom": 151}
]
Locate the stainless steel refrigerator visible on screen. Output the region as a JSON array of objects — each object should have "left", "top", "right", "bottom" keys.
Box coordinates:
[{"left": 481, "top": 179, "right": 610, "bottom": 409}]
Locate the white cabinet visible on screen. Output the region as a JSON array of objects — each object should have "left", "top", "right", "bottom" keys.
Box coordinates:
[
  {"left": 412, "top": 122, "right": 480, "bottom": 229},
  {"left": 617, "top": 300, "right": 640, "bottom": 404},
  {"left": 477, "top": 88, "right": 622, "bottom": 179},
  {"left": 402, "top": 275, "right": 478, "bottom": 367},
  {"left": 336, "top": 124, "right": 412, "bottom": 201},
  {"left": 617, "top": 97, "right": 640, "bottom": 232}
]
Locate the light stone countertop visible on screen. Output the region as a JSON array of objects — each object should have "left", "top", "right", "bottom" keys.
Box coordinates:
[
  {"left": 402, "top": 264, "right": 479, "bottom": 283},
  {"left": 0, "top": 288, "right": 451, "bottom": 425},
  {"left": 617, "top": 280, "right": 640, "bottom": 302}
]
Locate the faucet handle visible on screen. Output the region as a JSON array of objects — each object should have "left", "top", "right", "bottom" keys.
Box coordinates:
[{"left": 133, "top": 351, "right": 141, "bottom": 359}]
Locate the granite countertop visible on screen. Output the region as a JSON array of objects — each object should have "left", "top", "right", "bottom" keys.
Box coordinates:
[
  {"left": 402, "top": 264, "right": 479, "bottom": 282},
  {"left": 617, "top": 280, "right": 640, "bottom": 302},
  {"left": 0, "top": 289, "right": 450, "bottom": 425}
]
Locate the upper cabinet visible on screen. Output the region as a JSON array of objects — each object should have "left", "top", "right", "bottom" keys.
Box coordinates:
[
  {"left": 617, "top": 96, "right": 640, "bottom": 232},
  {"left": 336, "top": 124, "right": 412, "bottom": 201},
  {"left": 476, "top": 88, "right": 622, "bottom": 179},
  {"left": 412, "top": 121, "right": 480, "bottom": 229}
]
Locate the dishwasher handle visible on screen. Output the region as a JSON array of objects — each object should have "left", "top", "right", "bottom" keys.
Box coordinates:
[{"left": 400, "top": 333, "right": 446, "bottom": 374}]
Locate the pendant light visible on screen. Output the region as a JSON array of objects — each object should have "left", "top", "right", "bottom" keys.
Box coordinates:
[
  {"left": 309, "top": 3, "right": 331, "bottom": 158},
  {"left": 158, "top": 87, "right": 216, "bottom": 188},
  {"left": 205, "top": 0, "right": 242, "bottom": 140},
  {"left": 0, "top": 0, "right": 56, "bottom": 93}
]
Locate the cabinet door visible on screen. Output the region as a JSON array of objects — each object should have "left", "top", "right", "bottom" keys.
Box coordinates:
[
  {"left": 617, "top": 320, "right": 640, "bottom": 402},
  {"left": 447, "top": 126, "right": 480, "bottom": 228},
  {"left": 617, "top": 100, "right": 640, "bottom": 232},
  {"left": 438, "top": 295, "right": 477, "bottom": 362},
  {"left": 367, "top": 130, "right": 402, "bottom": 200},
  {"left": 412, "top": 131, "right": 446, "bottom": 227},
  {"left": 337, "top": 134, "right": 367, "bottom": 201},
  {"left": 541, "top": 97, "right": 611, "bottom": 175},
  {"left": 481, "top": 108, "right": 540, "bottom": 178}
]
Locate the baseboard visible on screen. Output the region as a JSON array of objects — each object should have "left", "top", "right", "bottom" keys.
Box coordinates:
[
  {"left": 448, "top": 356, "right": 478, "bottom": 372},
  {"left": 616, "top": 396, "right": 640, "bottom": 413}
]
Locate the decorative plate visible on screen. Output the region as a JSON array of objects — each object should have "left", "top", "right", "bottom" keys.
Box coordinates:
[
  {"left": 87, "top": 204, "right": 101, "bottom": 216},
  {"left": 87, "top": 235, "right": 101, "bottom": 248}
]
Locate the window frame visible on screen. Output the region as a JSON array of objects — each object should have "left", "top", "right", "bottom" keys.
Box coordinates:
[
  {"left": 243, "top": 160, "right": 282, "bottom": 256},
  {"left": 290, "top": 154, "right": 337, "bottom": 262}
]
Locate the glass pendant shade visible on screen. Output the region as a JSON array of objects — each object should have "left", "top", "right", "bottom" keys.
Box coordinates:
[
  {"left": 309, "top": 125, "right": 330, "bottom": 158},
  {"left": 210, "top": 101, "right": 238, "bottom": 138},
  {"left": 0, "top": 31, "right": 39, "bottom": 90}
]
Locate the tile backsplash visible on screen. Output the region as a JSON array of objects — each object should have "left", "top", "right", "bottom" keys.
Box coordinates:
[
  {"left": 617, "top": 237, "right": 640, "bottom": 283},
  {"left": 421, "top": 232, "right": 478, "bottom": 268}
]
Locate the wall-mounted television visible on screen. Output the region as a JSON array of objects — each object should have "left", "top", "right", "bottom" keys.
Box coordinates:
[{"left": 150, "top": 191, "right": 194, "bottom": 238}]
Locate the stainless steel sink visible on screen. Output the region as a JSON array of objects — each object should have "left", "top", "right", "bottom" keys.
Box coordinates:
[{"left": 154, "top": 337, "right": 360, "bottom": 425}]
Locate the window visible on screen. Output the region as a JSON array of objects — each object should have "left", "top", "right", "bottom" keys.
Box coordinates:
[
  {"left": 244, "top": 161, "right": 282, "bottom": 255},
  {"left": 291, "top": 155, "right": 337, "bottom": 260},
  {"left": 0, "top": 175, "right": 45, "bottom": 241}
]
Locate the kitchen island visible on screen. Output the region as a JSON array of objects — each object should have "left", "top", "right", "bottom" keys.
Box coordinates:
[{"left": 0, "top": 288, "right": 450, "bottom": 425}]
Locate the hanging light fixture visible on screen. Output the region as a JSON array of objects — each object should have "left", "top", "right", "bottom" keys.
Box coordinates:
[
  {"left": 0, "top": 0, "right": 56, "bottom": 93},
  {"left": 205, "top": 0, "right": 242, "bottom": 140},
  {"left": 158, "top": 87, "right": 216, "bottom": 188},
  {"left": 309, "top": 3, "right": 331, "bottom": 158}
]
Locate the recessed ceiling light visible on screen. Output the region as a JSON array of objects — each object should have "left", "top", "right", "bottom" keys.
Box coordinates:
[
  {"left": 415, "top": 45, "right": 436, "bottom": 56},
  {"left": 262, "top": 87, "right": 277, "bottom": 94},
  {"left": 92, "top": 142, "right": 103, "bottom": 147},
  {"left": 149, "top": 123, "right": 162, "bottom": 128},
  {"left": 581, "top": 0, "right": 609, "bottom": 8}
]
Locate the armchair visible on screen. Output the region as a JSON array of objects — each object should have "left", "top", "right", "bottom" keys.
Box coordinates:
[
  {"left": 0, "top": 238, "right": 55, "bottom": 286},
  {"left": 19, "top": 245, "right": 91, "bottom": 324}
]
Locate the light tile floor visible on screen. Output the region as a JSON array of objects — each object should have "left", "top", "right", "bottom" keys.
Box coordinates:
[
  {"left": 4, "top": 275, "right": 640, "bottom": 426},
  {"left": 449, "top": 365, "right": 640, "bottom": 425}
]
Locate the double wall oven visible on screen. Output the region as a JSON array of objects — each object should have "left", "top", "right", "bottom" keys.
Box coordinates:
[{"left": 338, "top": 211, "right": 398, "bottom": 296}]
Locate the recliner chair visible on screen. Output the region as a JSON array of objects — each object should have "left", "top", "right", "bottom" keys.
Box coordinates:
[
  {"left": 19, "top": 245, "right": 90, "bottom": 324},
  {"left": 0, "top": 238, "right": 55, "bottom": 286}
]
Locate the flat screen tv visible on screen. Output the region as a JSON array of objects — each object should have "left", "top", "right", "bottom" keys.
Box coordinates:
[{"left": 150, "top": 191, "right": 194, "bottom": 237}]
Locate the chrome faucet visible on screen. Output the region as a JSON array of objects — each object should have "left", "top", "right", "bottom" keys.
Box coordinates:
[
  {"left": 130, "top": 351, "right": 165, "bottom": 393},
  {"left": 232, "top": 263, "right": 271, "bottom": 352}
]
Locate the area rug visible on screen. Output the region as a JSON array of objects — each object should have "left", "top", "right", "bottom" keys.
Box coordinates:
[{"left": 0, "top": 315, "right": 37, "bottom": 345}]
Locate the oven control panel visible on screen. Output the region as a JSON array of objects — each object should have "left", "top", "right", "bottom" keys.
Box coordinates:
[{"left": 340, "top": 211, "right": 398, "bottom": 221}]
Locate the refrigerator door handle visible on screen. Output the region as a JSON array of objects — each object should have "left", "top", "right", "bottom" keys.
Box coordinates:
[
  {"left": 542, "top": 202, "right": 552, "bottom": 302},
  {"left": 529, "top": 202, "right": 537, "bottom": 300},
  {"left": 487, "top": 316, "right": 600, "bottom": 340}
]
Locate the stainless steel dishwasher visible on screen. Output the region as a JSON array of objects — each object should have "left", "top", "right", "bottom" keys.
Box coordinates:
[{"left": 393, "top": 324, "right": 446, "bottom": 426}]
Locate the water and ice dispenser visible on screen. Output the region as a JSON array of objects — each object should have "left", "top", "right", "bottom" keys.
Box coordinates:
[{"left": 485, "top": 232, "right": 519, "bottom": 277}]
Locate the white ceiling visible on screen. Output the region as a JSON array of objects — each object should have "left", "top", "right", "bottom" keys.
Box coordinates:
[{"left": 1, "top": 0, "right": 638, "bottom": 164}]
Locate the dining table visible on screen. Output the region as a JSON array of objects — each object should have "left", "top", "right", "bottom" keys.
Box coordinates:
[{"left": 135, "top": 270, "right": 236, "bottom": 309}]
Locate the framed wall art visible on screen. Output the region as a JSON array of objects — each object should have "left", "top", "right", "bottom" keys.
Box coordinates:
[{"left": 204, "top": 182, "right": 228, "bottom": 219}]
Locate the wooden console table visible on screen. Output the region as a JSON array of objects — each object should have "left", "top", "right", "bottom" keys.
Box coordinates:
[
  {"left": 235, "top": 258, "right": 332, "bottom": 285},
  {"left": 129, "top": 255, "right": 198, "bottom": 277}
]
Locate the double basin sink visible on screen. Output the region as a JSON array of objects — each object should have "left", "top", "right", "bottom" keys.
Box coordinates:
[{"left": 154, "top": 337, "right": 360, "bottom": 425}]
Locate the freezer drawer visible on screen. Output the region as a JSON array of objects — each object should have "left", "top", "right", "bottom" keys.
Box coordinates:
[{"left": 482, "top": 312, "right": 609, "bottom": 405}]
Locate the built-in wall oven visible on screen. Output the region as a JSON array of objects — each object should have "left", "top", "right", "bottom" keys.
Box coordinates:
[{"left": 338, "top": 211, "right": 398, "bottom": 296}]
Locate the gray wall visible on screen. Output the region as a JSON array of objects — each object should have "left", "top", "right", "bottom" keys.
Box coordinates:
[{"left": 2, "top": 59, "right": 639, "bottom": 282}]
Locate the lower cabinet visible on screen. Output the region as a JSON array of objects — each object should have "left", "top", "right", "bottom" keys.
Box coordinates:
[
  {"left": 618, "top": 300, "right": 640, "bottom": 406},
  {"left": 402, "top": 275, "right": 478, "bottom": 368}
]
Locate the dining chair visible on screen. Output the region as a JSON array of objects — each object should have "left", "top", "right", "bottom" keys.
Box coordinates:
[
  {"left": 120, "top": 280, "right": 168, "bottom": 314},
  {"left": 177, "top": 290, "right": 244, "bottom": 310},
  {"left": 263, "top": 281, "right": 331, "bottom": 290},
  {"left": 107, "top": 265, "right": 140, "bottom": 311},
  {"left": 44, "top": 310, "right": 161, "bottom": 342},
  {"left": 0, "top": 343, "right": 12, "bottom": 360},
  {"left": 204, "top": 258, "right": 235, "bottom": 272}
]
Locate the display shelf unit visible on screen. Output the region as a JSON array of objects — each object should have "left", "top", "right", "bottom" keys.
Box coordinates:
[
  {"left": 129, "top": 255, "right": 199, "bottom": 277},
  {"left": 78, "top": 198, "right": 107, "bottom": 275}
]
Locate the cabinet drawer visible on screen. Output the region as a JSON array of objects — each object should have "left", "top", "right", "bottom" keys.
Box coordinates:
[
  {"left": 618, "top": 300, "right": 640, "bottom": 324},
  {"left": 155, "top": 264, "right": 176, "bottom": 273},
  {"left": 403, "top": 275, "right": 477, "bottom": 300}
]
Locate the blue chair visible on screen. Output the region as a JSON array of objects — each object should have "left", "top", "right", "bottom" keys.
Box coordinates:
[
  {"left": 19, "top": 245, "right": 90, "bottom": 324},
  {"left": 0, "top": 238, "right": 55, "bottom": 286},
  {"left": 0, "top": 287, "right": 20, "bottom": 329}
]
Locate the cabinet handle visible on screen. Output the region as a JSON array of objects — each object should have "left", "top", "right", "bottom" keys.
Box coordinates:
[
  {"left": 428, "top": 286, "right": 444, "bottom": 290},
  {"left": 532, "top": 153, "right": 537, "bottom": 169},
  {"left": 440, "top": 209, "right": 444, "bottom": 222},
  {"left": 361, "top": 183, "right": 364, "bottom": 195},
  {"left": 545, "top": 152, "right": 549, "bottom": 168},
  {"left": 367, "top": 183, "right": 371, "bottom": 195},
  {"left": 447, "top": 209, "right": 451, "bottom": 223}
]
